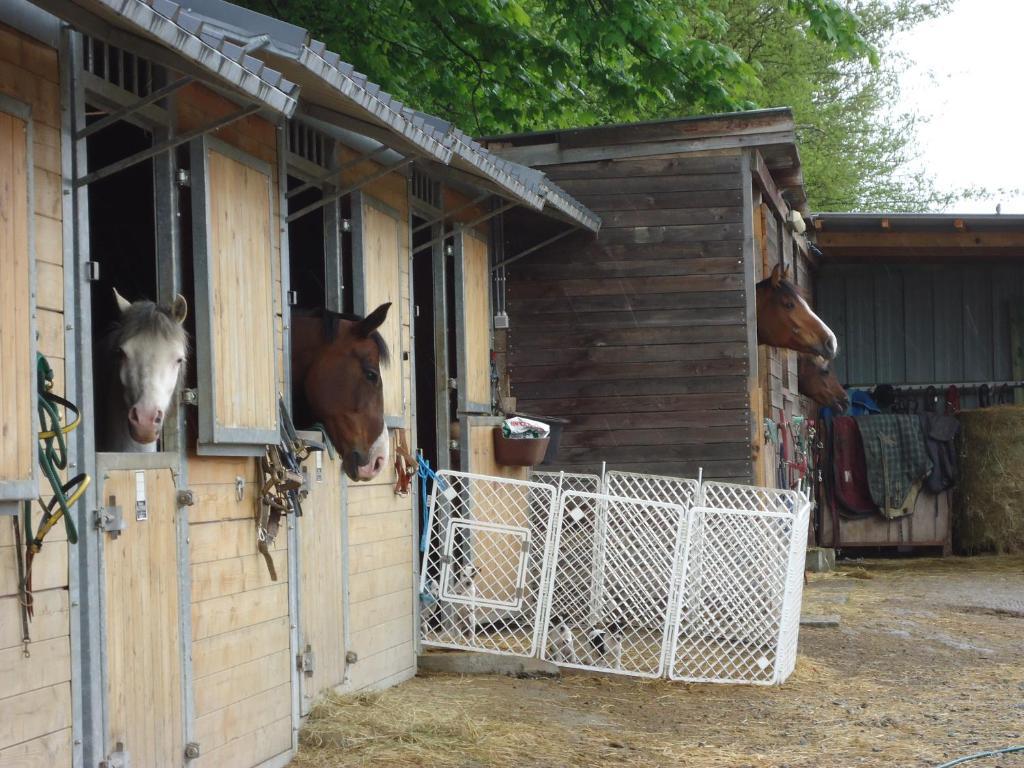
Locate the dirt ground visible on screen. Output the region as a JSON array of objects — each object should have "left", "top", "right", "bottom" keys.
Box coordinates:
[{"left": 294, "top": 557, "right": 1024, "bottom": 768}]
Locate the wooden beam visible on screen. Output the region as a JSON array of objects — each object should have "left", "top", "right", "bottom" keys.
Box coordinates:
[
  {"left": 749, "top": 150, "right": 789, "bottom": 221},
  {"left": 491, "top": 130, "right": 797, "bottom": 167},
  {"left": 815, "top": 231, "right": 1024, "bottom": 250}
]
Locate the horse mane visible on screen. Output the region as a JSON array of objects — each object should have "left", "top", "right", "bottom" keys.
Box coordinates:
[
  {"left": 295, "top": 308, "right": 390, "bottom": 366},
  {"left": 100, "top": 300, "right": 189, "bottom": 355}
]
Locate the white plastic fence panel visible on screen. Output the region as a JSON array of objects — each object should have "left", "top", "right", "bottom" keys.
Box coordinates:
[
  {"left": 539, "top": 491, "right": 691, "bottom": 679},
  {"left": 531, "top": 470, "right": 602, "bottom": 498},
  {"left": 669, "top": 481, "right": 810, "bottom": 685},
  {"left": 604, "top": 469, "right": 700, "bottom": 509},
  {"left": 420, "top": 470, "right": 558, "bottom": 657}
]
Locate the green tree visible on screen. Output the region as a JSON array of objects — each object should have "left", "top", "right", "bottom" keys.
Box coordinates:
[
  {"left": 713, "top": 0, "right": 958, "bottom": 211},
  {"left": 239, "top": 0, "right": 875, "bottom": 136}
]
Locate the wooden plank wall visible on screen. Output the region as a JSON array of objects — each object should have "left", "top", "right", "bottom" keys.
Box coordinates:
[
  {"left": 178, "top": 87, "right": 293, "bottom": 768},
  {"left": 505, "top": 151, "right": 752, "bottom": 481},
  {"left": 753, "top": 201, "right": 817, "bottom": 489},
  {"left": 336, "top": 154, "right": 416, "bottom": 694},
  {"left": 0, "top": 24, "right": 73, "bottom": 767}
]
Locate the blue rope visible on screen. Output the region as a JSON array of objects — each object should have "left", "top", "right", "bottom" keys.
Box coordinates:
[
  {"left": 935, "top": 745, "right": 1024, "bottom": 767},
  {"left": 416, "top": 455, "right": 443, "bottom": 554}
]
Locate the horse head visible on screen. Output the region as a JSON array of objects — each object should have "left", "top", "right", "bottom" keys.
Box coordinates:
[
  {"left": 292, "top": 303, "right": 392, "bottom": 482},
  {"left": 106, "top": 288, "right": 188, "bottom": 449},
  {"left": 798, "top": 353, "right": 848, "bottom": 412},
  {"left": 756, "top": 264, "right": 837, "bottom": 360}
]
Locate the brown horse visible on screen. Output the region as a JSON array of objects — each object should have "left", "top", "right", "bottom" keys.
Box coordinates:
[
  {"left": 756, "top": 264, "right": 837, "bottom": 360},
  {"left": 291, "top": 303, "right": 392, "bottom": 482},
  {"left": 798, "top": 353, "right": 848, "bottom": 412}
]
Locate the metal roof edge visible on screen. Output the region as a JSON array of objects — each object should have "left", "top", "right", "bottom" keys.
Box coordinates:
[
  {"left": 94, "top": 0, "right": 300, "bottom": 117},
  {"left": 296, "top": 45, "right": 454, "bottom": 166}
]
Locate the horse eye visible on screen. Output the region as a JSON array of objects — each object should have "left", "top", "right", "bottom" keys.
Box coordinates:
[
  {"left": 783, "top": 301, "right": 796, "bottom": 310},
  {"left": 365, "top": 370, "right": 378, "bottom": 383},
  {"left": 176, "top": 357, "right": 184, "bottom": 365}
]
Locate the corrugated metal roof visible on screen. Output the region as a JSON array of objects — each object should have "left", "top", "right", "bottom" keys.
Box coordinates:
[
  {"left": 157, "top": 0, "right": 600, "bottom": 229},
  {"left": 50, "top": 0, "right": 301, "bottom": 116}
]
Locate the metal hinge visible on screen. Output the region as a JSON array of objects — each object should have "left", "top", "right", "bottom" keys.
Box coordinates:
[
  {"left": 448, "top": 378, "right": 458, "bottom": 391},
  {"left": 95, "top": 497, "right": 125, "bottom": 538},
  {"left": 86, "top": 261, "right": 101, "bottom": 282},
  {"left": 176, "top": 168, "right": 191, "bottom": 187},
  {"left": 297, "top": 644, "right": 315, "bottom": 677},
  {"left": 176, "top": 489, "right": 195, "bottom": 507},
  {"left": 184, "top": 742, "right": 200, "bottom": 761},
  {"left": 99, "top": 743, "right": 129, "bottom": 768},
  {"left": 179, "top": 388, "right": 198, "bottom": 406}
]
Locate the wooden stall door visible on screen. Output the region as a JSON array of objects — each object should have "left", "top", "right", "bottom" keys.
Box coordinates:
[
  {"left": 0, "top": 98, "right": 35, "bottom": 498},
  {"left": 101, "top": 468, "right": 183, "bottom": 767},
  {"left": 355, "top": 193, "right": 405, "bottom": 422},
  {"left": 191, "top": 138, "right": 278, "bottom": 450},
  {"left": 297, "top": 448, "right": 346, "bottom": 714},
  {"left": 455, "top": 228, "right": 492, "bottom": 416}
]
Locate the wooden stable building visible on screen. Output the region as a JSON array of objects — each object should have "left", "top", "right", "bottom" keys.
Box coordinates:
[
  {"left": 812, "top": 212, "right": 1024, "bottom": 550},
  {"left": 482, "top": 112, "right": 817, "bottom": 486},
  {"left": 0, "top": 1, "right": 595, "bottom": 765}
]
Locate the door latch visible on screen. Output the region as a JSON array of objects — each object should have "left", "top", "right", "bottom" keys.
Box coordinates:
[
  {"left": 95, "top": 497, "right": 125, "bottom": 538},
  {"left": 297, "top": 644, "right": 315, "bottom": 677}
]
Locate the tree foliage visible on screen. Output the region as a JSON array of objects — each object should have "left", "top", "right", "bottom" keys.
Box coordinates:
[
  {"left": 240, "top": 0, "right": 873, "bottom": 135},
  {"left": 713, "top": 0, "right": 958, "bottom": 211},
  {"left": 240, "top": 0, "right": 955, "bottom": 211}
]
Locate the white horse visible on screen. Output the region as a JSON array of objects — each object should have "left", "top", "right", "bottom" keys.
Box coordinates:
[{"left": 97, "top": 288, "right": 188, "bottom": 452}]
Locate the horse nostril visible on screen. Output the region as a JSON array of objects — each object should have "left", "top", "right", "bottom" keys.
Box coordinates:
[
  {"left": 129, "top": 407, "right": 140, "bottom": 425},
  {"left": 352, "top": 451, "right": 367, "bottom": 468},
  {"left": 154, "top": 410, "right": 164, "bottom": 426}
]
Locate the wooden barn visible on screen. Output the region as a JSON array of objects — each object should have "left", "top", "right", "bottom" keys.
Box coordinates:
[
  {"left": 812, "top": 212, "right": 1024, "bottom": 550},
  {"left": 0, "top": 0, "right": 596, "bottom": 765},
  {"left": 481, "top": 112, "right": 818, "bottom": 487}
]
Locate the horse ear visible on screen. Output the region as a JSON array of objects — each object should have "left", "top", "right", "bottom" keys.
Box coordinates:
[
  {"left": 356, "top": 302, "right": 391, "bottom": 337},
  {"left": 171, "top": 294, "right": 188, "bottom": 324},
  {"left": 783, "top": 263, "right": 792, "bottom": 281},
  {"left": 769, "top": 263, "right": 783, "bottom": 288},
  {"left": 113, "top": 287, "right": 132, "bottom": 314}
]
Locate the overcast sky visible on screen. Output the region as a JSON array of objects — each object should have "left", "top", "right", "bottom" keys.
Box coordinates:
[{"left": 893, "top": 0, "right": 1024, "bottom": 213}]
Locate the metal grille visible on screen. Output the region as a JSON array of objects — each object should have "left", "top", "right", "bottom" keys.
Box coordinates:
[
  {"left": 82, "top": 35, "right": 163, "bottom": 97},
  {"left": 411, "top": 167, "right": 442, "bottom": 209},
  {"left": 669, "top": 482, "right": 810, "bottom": 685},
  {"left": 419, "top": 471, "right": 557, "bottom": 657},
  {"left": 287, "top": 121, "right": 331, "bottom": 168},
  {"left": 539, "top": 491, "right": 690, "bottom": 678}
]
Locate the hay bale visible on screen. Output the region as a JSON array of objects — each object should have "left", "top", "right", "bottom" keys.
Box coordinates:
[{"left": 957, "top": 405, "right": 1024, "bottom": 554}]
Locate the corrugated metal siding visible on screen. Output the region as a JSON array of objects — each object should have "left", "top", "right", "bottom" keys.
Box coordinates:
[{"left": 816, "top": 264, "right": 1024, "bottom": 387}]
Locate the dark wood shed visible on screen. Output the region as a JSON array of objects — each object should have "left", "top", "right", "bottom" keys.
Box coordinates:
[{"left": 482, "top": 110, "right": 816, "bottom": 484}]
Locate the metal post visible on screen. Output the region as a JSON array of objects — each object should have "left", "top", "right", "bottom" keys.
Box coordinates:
[{"left": 411, "top": 200, "right": 519, "bottom": 257}]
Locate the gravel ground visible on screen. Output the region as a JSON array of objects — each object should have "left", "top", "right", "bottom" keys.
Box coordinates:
[{"left": 293, "top": 556, "right": 1024, "bottom": 768}]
